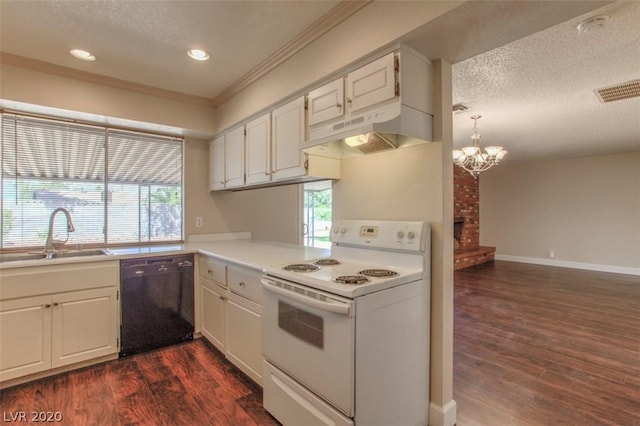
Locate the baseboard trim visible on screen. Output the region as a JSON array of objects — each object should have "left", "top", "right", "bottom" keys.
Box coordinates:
[
  {"left": 495, "top": 254, "right": 640, "bottom": 276},
  {"left": 429, "top": 400, "right": 457, "bottom": 426}
]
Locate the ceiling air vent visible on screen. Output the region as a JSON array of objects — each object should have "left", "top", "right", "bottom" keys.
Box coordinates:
[
  {"left": 452, "top": 103, "right": 470, "bottom": 113},
  {"left": 594, "top": 79, "right": 640, "bottom": 103}
]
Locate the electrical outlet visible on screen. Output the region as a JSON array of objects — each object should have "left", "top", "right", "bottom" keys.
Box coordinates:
[
  {"left": 549, "top": 250, "right": 556, "bottom": 259},
  {"left": 196, "top": 217, "right": 203, "bottom": 228}
]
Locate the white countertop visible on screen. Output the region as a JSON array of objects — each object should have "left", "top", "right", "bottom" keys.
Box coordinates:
[
  {"left": 0, "top": 236, "right": 329, "bottom": 271},
  {"left": 189, "top": 239, "right": 329, "bottom": 271}
]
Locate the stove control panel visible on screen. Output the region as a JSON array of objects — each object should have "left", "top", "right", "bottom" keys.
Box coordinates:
[
  {"left": 331, "top": 219, "right": 428, "bottom": 252},
  {"left": 360, "top": 226, "right": 379, "bottom": 239}
]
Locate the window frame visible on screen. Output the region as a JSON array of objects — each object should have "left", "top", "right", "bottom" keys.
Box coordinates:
[
  {"left": 0, "top": 111, "right": 185, "bottom": 252},
  {"left": 301, "top": 181, "right": 332, "bottom": 249}
]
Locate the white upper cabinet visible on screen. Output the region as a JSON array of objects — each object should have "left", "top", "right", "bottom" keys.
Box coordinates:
[
  {"left": 245, "top": 113, "right": 272, "bottom": 185},
  {"left": 210, "top": 96, "right": 334, "bottom": 192},
  {"left": 209, "top": 136, "right": 225, "bottom": 191},
  {"left": 224, "top": 126, "right": 245, "bottom": 189},
  {"left": 307, "top": 78, "right": 345, "bottom": 127},
  {"left": 271, "top": 96, "right": 306, "bottom": 181},
  {"left": 307, "top": 52, "right": 397, "bottom": 129},
  {"left": 346, "top": 52, "right": 397, "bottom": 114},
  {"left": 210, "top": 127, "right": 245, "bottom": 191}
]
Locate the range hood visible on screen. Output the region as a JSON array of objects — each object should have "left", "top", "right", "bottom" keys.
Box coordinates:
[{"left": 302, "top": 103, "right": 433, "bottom": 159}]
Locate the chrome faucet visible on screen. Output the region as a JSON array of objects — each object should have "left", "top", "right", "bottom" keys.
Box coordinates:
[{"left": 44, "top": 207, "right": 75, "bottom": 257}]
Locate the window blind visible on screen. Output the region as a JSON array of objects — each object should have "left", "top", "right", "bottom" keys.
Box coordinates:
[
  {"left": 0, "top": 113, "right": 183, "bottom": 250},
  {"left": 107, "top": 129, "right": 183, "bottom": 244}
]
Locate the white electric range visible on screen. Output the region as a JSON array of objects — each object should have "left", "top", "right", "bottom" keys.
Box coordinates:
[{"left": 261, "top": 219, "right": 431, "bottom": 426}]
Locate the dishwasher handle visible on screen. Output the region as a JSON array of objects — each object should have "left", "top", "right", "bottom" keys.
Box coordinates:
[
  {"left": 121, "top": 255, "right": 191, "bottom": 278},
  {"left": 262, "top": 278, "right": 353, "bottom": 316}
]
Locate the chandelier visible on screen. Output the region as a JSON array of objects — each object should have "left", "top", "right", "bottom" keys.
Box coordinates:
[{"left": 453, "top": 115, "right": 507, "bottom": 177}]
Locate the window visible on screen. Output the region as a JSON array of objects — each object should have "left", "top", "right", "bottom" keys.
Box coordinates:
[
  {"left": 1, "top": 113, "right": 183, "bottom": 250},
  {"left": 303, "top": 181, "right": 332, "bottom": 248}
]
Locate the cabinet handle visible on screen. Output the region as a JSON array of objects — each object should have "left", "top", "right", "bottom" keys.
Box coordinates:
[
  {"left": 44, "top": 304, "right": 51, "bottom": 308},
  {"left": 207, "top": 269, "right": 213, "bottom": 274},
  {"left": 239, "top": 281, "right": 245, "bottom": 287},
  {"left": 346, "top": 97, "right": 352, "bottom": 105},
  {"left": 336, "top": 102, "right": 342, "bottom": 110},
  {"left": 219, "top": 295, "right": 226, "bottom": 301},
  {"left": 219, "top": 180, "right": 225, "bottom": 184},
  {"left": 53, "top": 302, "right": 59, "bottom": 306}
]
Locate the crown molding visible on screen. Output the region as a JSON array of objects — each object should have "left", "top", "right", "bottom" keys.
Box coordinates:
[
  {"left": 211, "top": 0, "right": 373, "bottom": 107},
  {"left": 0, "top": 52, "right": 215, "bottom": 107}
]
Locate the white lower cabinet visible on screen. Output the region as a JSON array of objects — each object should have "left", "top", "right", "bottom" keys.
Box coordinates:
[
  {"left": 225, "top": 294, "right": 262, "bottom": 385},
  {"left": 0, "top": 262, "right": 120, "bottom": 384},
  {"left": 0, "top": 288, "right": 118, "bottom": 382},
  {"left": 200, "top": 278, "right": 226, "bottom": 352},
  {"left": 52, "top": 288, "right": 118, "bottom": 368},
  {"left": 0, "top": 295, "right": 52, "bottom": 381},
  {"left": 199, "top": 255, "right": 263, "bottom": 385}
]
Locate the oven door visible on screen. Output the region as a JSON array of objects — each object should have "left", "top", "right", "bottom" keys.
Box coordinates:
[{"left": 262, "top": 276, "right": 355, "bottom": 417}]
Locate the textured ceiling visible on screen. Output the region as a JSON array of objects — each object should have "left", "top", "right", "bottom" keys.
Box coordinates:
[
  {"left": 0, "top": 0, "right": 340, "bottom": 99},
  {"left": 451, "top": 2, "right": 640, "bottom": 163},
  {"left": 0, "top": 1, "right": 638, "bottom": 164}
]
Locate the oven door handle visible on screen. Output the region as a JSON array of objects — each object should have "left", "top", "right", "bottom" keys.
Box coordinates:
[{"left": 262, "top": 278, "right": 352, "bottom": 316}]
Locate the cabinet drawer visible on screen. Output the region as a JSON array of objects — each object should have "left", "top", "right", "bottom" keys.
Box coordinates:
[
  {"left": 199, "top": 256, "right": 226, "bottom": 285},
  {"left": 227, "top": 266, "right": 262, "bottom": 304}
]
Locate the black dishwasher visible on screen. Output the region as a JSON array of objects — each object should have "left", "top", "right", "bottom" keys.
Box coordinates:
[{"left": 120, "top": 254, "right": 194, "bottom": 357}]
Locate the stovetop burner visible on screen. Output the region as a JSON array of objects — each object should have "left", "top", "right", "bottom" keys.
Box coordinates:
[
  {"left": 359, "top": 269, "right": 399, "bottom": 278},
  {"left": 333, "top": 275, "right": 371, "bottom": 285},
  {"left": 314, "top": 258, "right": 341, "bottom": 266},
  {"left": 283, "top": 263, "right": 320, "bottom": 272}
]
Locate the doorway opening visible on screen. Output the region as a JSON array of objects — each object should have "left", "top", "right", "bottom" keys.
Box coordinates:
[{"left": 302, "top": 181, "right": 332, "bottom": 248}]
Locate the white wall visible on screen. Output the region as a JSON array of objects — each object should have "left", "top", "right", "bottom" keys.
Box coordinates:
[
  {"left": 0, "top": 64, "right": 216, "bottom": 135},
  {"left": 333, "top": 144, "right": 443, "bottom": 221},
  {"left": 480, "top": 152, "right": 640, "bottom": 274},
  {"left": 184, "top": 137, "right": 300, "bottom": 242}
]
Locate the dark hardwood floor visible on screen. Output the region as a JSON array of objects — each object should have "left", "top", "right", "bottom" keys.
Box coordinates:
[
  {"left": 454, "top": 260, "right": 640, "bottom": 426},
  {"left": 2, "top": 261, "right": 638, "bottom": 425},
  {"left": 0, "top": 338, "right": 279, "bottom": 426}
]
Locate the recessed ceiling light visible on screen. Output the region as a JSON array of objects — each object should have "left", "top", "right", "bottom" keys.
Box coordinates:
[
  {"left": 187, "top": 49, "right": 210, "bottom": 61},
  {"left": 70, "top": 49, "right": 96, "bottom": 61},
  {"left": 577, "top": 15, "right": 610, "bottom": 33}
]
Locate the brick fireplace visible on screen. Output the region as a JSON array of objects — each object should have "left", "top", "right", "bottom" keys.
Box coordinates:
[{"left": 453, "top": 166, "right": 495, "bottom": 270}]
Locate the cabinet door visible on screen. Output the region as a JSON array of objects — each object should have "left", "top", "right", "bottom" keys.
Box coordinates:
[
  {"left": 272, "top": 96, "right": 306, "bottom": 181},
  {"left": 201, "top": 280, "right": 226, "bottom": 352},
  {"left": 0, "top": 296, "right": 52, "bottom": 381},
  {"left": 307, "top": 77, "right": 345, "bottom": 126},
  {"left": 51, "top": 288, "right": 118, "bottom": 368},
  {"left": 225, "top": 295, "right": 262, "bottom": 385},
  {"left": 346, "top": 52, "right": 397, "bottom": 114},
  {"left": 245, "top": 113, "right": 271, "bottom": 185},
  {"left": 209, "top": 136, "right": 226, "bottom": 191},
  {"left": 224, "top": 126, "right": 245, "bottom": 188}
]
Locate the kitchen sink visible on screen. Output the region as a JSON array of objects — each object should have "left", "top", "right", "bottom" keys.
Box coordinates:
[{"left": 0, "top": 249, "right": 112, "bottom": 263}]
